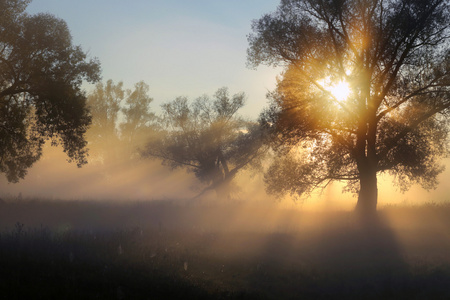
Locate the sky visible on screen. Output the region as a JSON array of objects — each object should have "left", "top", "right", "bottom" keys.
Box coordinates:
[{"left": 26, "top": 0, "right": 281, "bottom": 118}]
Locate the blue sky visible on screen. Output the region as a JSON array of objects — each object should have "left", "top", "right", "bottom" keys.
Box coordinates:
[{"left": 26, "top": 0, "right": 281, "bottom": 118}]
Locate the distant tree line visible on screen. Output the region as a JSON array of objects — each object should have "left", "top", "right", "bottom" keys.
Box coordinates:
[{"left": 86, "top": 82, "right": 268, "bottom": 200}]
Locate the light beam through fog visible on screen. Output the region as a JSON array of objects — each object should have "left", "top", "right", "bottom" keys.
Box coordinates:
[
  {"left": 0, "top": 0, "right": 450, "bottom": 299},
  {"left": 1, "top": 142, "right": 449, "bottom": 210}
]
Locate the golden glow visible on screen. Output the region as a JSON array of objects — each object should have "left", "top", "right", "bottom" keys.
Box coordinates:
[
  {"left": 329, "top": 81, "right": 351, "bottom": 102},
  {"left": 317, "top": 77, "right": 351, "bottom": 103}
]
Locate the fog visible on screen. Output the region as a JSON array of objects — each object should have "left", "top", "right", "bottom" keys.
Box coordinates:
[
  {"left": 1, "top": 141, "right": 450, "bottom": 298},
  {"left": 0, "top": 86, "right": 448, "bottom": 299},
  {"left": 0, "top": 143, "right": 197, "bottom": 201},
  {"left": 1, "top": 141, "right": 449, "bottom": 211}
]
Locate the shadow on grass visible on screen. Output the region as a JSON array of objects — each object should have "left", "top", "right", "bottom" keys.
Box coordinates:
[
  {"left": 247, "top": 213, "right": 415, "bottom": 299},
  {"left": 0, "top": 200, "right": 450, "bottom": 299}
]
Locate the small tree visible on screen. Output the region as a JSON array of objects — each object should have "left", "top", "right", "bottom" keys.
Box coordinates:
[
  {"left": 86, "top": 80, "right": 124, "bottom": 164},
  {"left": 0, "top": 0, "right": 100, "bottom": 182},
  {"left": 143, "top": 87, "right": 267, "bottom": 199},
  {"left": 120, "top": 81, "right": 156, "bottom": 159},
  {"left": 248, "top": 0, "right": 450, "bottom": 213}
]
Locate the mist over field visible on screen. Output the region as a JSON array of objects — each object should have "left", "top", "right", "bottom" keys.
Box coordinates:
[
  {"left": 1, "top": 144, "right": 449, "bottom": 209},
  {"left": 1, "top": 132, "right": 448, "bottom": 299},
  {"left": 0, "top": 198, "right": 450, "bottom": 299},
  {"left": 1, "top": 0, "right": 450, "bottom": 298},
  {"left": 0, "top": 127, "right": 449, "bottom": 299}
]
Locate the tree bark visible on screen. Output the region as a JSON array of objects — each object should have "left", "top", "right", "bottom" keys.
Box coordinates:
[
  {"left": 356, "top": 167, "right": 378, "bottom": 215},
  {"left": 355, "top": 85, "right": 378, "bottom": 215}
]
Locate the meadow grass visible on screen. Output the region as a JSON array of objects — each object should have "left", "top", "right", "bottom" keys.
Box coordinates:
[{"left": 0, "top": 199, "right": 449, "bottom": 299}]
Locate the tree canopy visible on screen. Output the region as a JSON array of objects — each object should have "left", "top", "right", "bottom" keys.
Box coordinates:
[
  {"left": 248, "top": 0, "right": 450, "bottom": 212},
  {"left": 0, "top": 0, "right": 100, "bottom": 182},
  {"left": 120, "top": 81, "right": 156, "bottom": 158},
  {"left": 142, "top": 87, "right": 268, "bottom": 199},
  {"left": 86, "top": 80, "right": 123, "bottom": 164},
  {"left": 86, "top": 80, "right": 156, "bottom": 164}
]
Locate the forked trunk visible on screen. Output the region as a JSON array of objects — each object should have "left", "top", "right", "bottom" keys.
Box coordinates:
[{"left": 356, "top": 168, "right": 378, "bottom": 214}]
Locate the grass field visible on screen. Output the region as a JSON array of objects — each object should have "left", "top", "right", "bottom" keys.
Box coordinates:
[{"left": 0, "top": 199, "right": 449, "bottom": 299}]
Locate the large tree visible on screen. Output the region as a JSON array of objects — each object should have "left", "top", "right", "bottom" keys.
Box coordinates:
[
  {"left": 0, "top": 0, "right": 100, "bottom": 182},
  {"left": 142, "top": 87, "right": 267, "bottom": 199},
  {"left": 248, "top": 0, "right": 450, "bottom": 213}
]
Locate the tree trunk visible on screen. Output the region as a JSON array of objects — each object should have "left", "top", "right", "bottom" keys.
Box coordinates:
[
  {"left": 356, "top": 167, "right": 378, "bottom": 215},
  {"left": 214, "top": 179, "right": 231, "bottom": 201}
]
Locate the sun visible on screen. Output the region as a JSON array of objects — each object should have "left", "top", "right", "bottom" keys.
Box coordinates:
[{"left": 329, "top": 81, "right": 351, "bottom": 102}]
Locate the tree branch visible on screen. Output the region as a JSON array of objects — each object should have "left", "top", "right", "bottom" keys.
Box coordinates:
[
  {"left": 143, "top": 150, "right": 201, "bottom": 169},
  {"left": 379, "top": 103, "right": 450, "bottom": 159}
]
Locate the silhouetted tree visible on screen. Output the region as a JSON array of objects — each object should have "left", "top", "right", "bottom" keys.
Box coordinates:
[
  {"left": 0, "top": 0, "right": 100, "bottom": 182},
  {"left": 248, "top": 0, "right": 449, "bottom": 213},
  {"left": 143, "top": 87, "right": 267, "bottom": 199},
  {"left": 120, "top": 81, "right": 156, "bottom": 158},
  {"left": 86, "top": 80, "right": 124, "bottom": 163}
]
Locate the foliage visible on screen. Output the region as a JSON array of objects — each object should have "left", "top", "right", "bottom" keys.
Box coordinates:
[
  {"left": 120, "top": 81, "right": 157, "bottom": 157},
  {"left": 86, "top": 80, "right": 124, "bottom": 163},
  {"left": 248, "top": 0, "right": 450, "bottom": 210},
  {"left": 0, "top": 0, "right": 100, "bottom": 182},
  {"left": 143, "top": 87, "right": 268, "bottom": 199},
  {"left": 86, "top": 80, "right": 156, "bottom": 163}
]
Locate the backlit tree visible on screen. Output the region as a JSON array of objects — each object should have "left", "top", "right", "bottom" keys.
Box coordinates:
[
  {"left": 248, "top": 0, "right": 450, "bottom": 213},
  {"left": 143, "top": 87, "right": 268, "bottom": 199}
]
